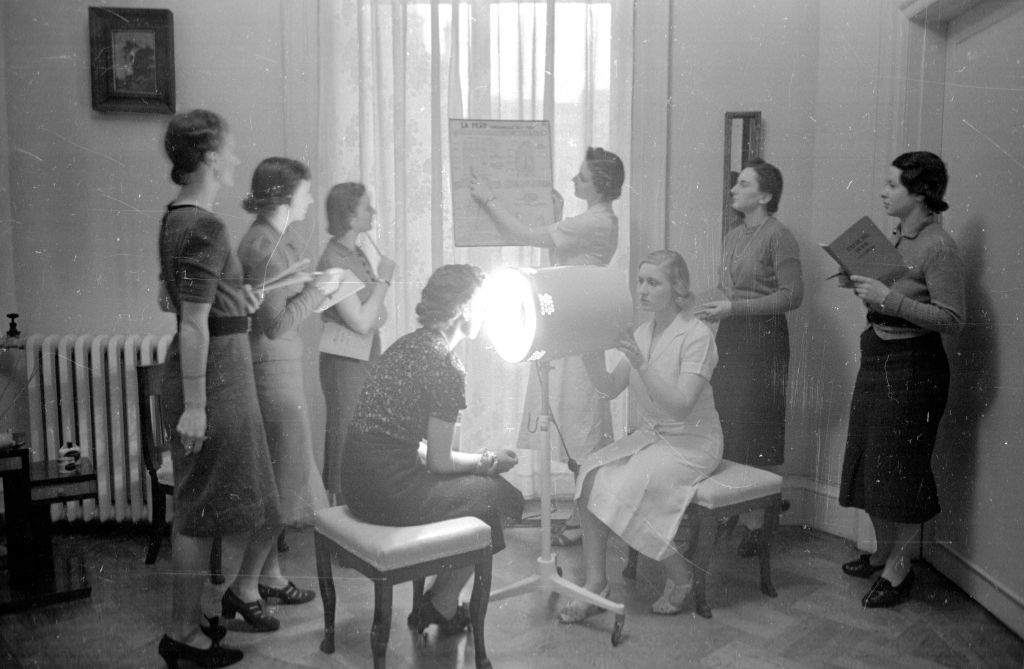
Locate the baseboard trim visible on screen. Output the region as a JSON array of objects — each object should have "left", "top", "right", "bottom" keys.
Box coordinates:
[{"left": 924, "top": 541, "right": 1024, "bottom": 640}]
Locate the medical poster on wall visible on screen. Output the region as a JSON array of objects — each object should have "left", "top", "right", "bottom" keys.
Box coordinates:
[{"left": 449, "top": 119, "right": 554, "bottom": 246}]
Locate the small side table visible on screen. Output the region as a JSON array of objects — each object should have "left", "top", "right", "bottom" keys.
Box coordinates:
[{"left": 0, "top": 446, "right": 98, "bottom": 614}]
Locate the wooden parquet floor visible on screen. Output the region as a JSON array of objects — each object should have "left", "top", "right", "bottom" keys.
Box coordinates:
[{"left": 1, "top": 519, "right": 1021, "bottom": 668}]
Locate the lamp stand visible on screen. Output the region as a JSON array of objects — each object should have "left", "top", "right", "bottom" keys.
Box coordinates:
[{"left": 490, "top": 360, "right": 625, "bottom": 646}]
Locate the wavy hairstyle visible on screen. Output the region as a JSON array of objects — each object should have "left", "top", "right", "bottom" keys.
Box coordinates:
[
  {"left": 744, "top": 158, "right": 784, "bottom": 214},
  {"left": 163, "top": 109, "right": 228, "bottom": 186},
  {"left": 242, "top": 157, "right": 311, "bottom": 214},
  {"left": 639, "top": 249, "right": 693, "bottom": 304},
  {"left": 585, "top": 147, "right": 625, "bottom": 201},
  {"left": 415, "top": 264, "right": 486, "bottom": 328},
  {"left": 325, "top": 182, "right": 367, "bottom": 237},
  {"left": 892, "top": 151, "right": 949, "bottom": 213}
]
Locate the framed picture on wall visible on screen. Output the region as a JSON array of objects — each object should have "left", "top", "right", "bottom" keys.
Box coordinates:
[{"left": 88, "top": 7, "right": 175, "bottom": 114}]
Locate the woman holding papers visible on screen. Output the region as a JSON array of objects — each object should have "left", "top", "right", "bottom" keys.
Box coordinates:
[
  {"left": 561, "top": 251, "right": 722, "bottom": 621},
  {"left": 317, "top": 182, "right": 397, "bottom": 502},
  {"left": 696, "top": 158, "right": 803, "bottom": 555},
  {"left": 838, "top": 151, "right": 965, "bottom": 608},
  {"left": 156, "top": 110, "right": 279, "bottom": 667},
  {"left": 237, "top": 157, "right": 335, "bottom": 618},
  {"left": 469, "top": 147, "right": 624, "bottom": 546}
]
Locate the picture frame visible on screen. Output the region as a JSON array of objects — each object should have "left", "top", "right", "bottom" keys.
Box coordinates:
[{"left": 89, "top": 7, "right": 175, "bottom": 114}]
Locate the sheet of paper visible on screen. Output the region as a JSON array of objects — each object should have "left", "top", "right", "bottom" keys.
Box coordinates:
[{"left": 449, "top": 119, "right": 555, "bottom": 246}]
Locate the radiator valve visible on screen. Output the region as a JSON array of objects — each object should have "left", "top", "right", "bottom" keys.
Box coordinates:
[{"left": 1, "top": 313, "right": 23, "bottom": 351}]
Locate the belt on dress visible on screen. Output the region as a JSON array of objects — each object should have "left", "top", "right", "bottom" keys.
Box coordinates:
[{"left": 208, "top": 315, "right": 251, "bottom": 337}]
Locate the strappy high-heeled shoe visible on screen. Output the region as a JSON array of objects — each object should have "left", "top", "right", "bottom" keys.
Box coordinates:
[
  {"left": 200, "top": 615, "right": 227, "bottom": 645},
  {"left": 557, "top": 584, "right": 611, "bottom": 624},
  {"left": 651, "top": 577, "right": 692, "bottom": 615},
  {"left": 257, "top": 580, "right": 316, "bottom": 605},
  {"left": 221, "top": 588, "right": 280, "bottom": 632},
  {"left": 407, "top": 591, "right": 471, "bottom": 636},
  {"left": 157, "top": 634, "right": 242, "bottom": 669}
]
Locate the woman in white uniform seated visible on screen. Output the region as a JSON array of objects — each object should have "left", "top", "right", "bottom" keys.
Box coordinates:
[{"left": 559, "top": 250, "right": 724, "bottom": 622}]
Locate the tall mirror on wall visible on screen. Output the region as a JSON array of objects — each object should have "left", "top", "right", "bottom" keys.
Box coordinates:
[{"left": 722, "top": 111, "right": 762, "bottom": 238}]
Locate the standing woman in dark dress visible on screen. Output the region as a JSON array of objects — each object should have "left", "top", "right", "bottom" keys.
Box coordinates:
[
  {"left": 696, "top": 158, "right": 803, "bottom": 554},
  {"left": 317, "top": 182, "right": 396, "bottom": 503},
  {"left": 838, "top": 151, "right": 964, "bottom": 608},
  {"left": 237, "top": 157, "right": 333, "bottom": 615},
  {"left": 342, "top": 264, "right": 524, "bottom": 633},
  {"left": 156, "top": 109, "right": 281, "bottom": 667}
]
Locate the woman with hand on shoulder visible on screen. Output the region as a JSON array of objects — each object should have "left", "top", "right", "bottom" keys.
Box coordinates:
[
  {"left": 838, "top": 151, "right": 964, "bottom": 608},
  {"left": 157, "top": 109, "right": 280, "bottom": 668},
  {"left": 236, "top": 157, "right": 334, "bottom": 616},
  {"left": 695, "top": 158, "right": 802, "bottom": 555},
  {"left": 317, "top": 183, "right": 397, "bottom": 503},
  {"left": 341, "top": 265, "right": 524, "bottom": 634},
  {"left": 561, "top": 251, "right": 723, "bottom": 622},
  {"left": 469, "top": 148, "right": 624, "bottom": 545}
]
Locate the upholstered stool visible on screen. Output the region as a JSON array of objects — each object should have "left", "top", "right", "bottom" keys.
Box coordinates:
[
  {"left": 622, "top": 459, "right": 782, "bottom": 618},
  {"left": 314, "top": 506, "right": 494, "bottom": 669}
]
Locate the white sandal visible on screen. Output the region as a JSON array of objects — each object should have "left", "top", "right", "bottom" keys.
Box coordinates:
[
  {"left": 651, "top": 577, "right": 692, "bottom": 615},
  {"left": 557, "top": 585, "right": 611, "bottom": 624}
]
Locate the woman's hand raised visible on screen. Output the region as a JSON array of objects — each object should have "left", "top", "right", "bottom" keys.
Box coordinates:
[{"left": 616, "top": 332, "right": 647, "bottom": 371}]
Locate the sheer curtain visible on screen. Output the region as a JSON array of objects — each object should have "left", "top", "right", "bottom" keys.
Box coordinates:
[{"left": 318, "top": 0, "right": 633, "bottom": 497}]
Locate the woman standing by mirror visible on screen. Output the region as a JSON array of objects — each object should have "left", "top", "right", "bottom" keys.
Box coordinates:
[{"left": 696, "top": 158, "right": 803, "bottom": 556}]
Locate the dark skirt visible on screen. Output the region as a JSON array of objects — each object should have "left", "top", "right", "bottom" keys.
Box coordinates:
[
  {"left": 839, "top": 328, "right": 949, "bottom": 523},
  {"left": 319, "top": 340, "right": 379, "bottom": 499},
  {"left": 162, "top": 333, "right": 280, "bottom": 537},
  {"left": 341, "top": 434, "right": 524, "bottom": 553},
  {"left": 711, "top": 314, "right": 789, "bottom": 466}
]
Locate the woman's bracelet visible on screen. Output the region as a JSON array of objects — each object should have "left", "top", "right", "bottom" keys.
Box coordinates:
[
  {"left": 183, "top": 401, "right": 206, "bottom": 411},
  {"left": 376, "top": 278, "right": 392, "bottom": 286},
  {"left": 476, "top": 450, "right": 497, "bottom": 475}
]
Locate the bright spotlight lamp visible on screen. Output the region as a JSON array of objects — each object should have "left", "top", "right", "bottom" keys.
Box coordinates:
[
  {"left": 485, "top": 265, "right": 633, "bottom": 363},
  {"left": 482, "top": 264, "right": 630, "bottom": 645}
]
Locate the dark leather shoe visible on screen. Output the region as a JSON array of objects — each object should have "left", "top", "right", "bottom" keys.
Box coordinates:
[
  {"left": 221, "top": 588, "right": 280, "bottom": 632},
  {"left": 257, "top": 581, "right": 315, "bottom": 605},
  {"left": 158, "top": 634, "right": 242, "bottom": 668},
  {"left": 862, "top": 570, "right": 914, "bottom": 608},
  {"left": 842, "top": 554, "right": 884, "bottom": 578}
]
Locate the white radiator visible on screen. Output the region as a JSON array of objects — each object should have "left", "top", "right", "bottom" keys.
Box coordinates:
[{"left": 25, "top": 334, "right": 173, "bottom": 524}]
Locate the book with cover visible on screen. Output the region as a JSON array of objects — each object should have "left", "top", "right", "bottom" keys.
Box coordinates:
[{"left": 821, "top": 216, "right": 909, "bottom": 284}]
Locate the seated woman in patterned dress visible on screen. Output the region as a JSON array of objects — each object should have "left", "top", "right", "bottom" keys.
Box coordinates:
[
  {"left": 341, "top": 264, "right": 525, "bottom": 634},
  {"left": 560, "top": 250, "right": 724, "bottom": 622}
]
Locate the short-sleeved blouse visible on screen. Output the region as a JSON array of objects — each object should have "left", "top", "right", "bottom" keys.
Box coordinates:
[
  {"left": 159, "top": 204, "right": 249, "bottom": 314},
  {"left": 317, "top": 237, "right": 379, "bottom": 327},
  {"left": 349, "top": 327, "right": 466, "bottom": 443},
  {"left": 542, "top": 201, "right": 618, "bottom": 266}
]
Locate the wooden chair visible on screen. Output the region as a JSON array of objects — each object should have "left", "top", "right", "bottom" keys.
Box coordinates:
[
  {"left": 622, "top": 459, "right": 781, "bottom": 618},
  {"left": 136, "top": 363, "right": 222, "bottom": 582},
  {"left": 314, "top": 505, "right": 494, "bottom": 669}
]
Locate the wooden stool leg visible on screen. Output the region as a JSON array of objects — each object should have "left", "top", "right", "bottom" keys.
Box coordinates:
[
  {"left": 470, "top": 554, "right": 493, "bottom": 669},
  {"left": 758, "top": 498, "right": 779, "bottom": 598},
  {"left": 691, "top": 508, "right": 716, "bottom": 619},
  {"left": 623, "top": 547, "right": 639, "bottom": 579},
  {"left": 146, "top": 489, "right": 166, "bottom": 564},
  {"left": 315, "top": 533, "right": 337, "bottom": 654},
  {"left": 371, "top": 580, "right": 393, "bottom": 669},
  {"left": 209, "top": 536, "right": 224, "bottom": 584}
]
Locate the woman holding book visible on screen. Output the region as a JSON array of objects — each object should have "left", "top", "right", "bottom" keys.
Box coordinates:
[
  {"left": 317, "top": 183, "right": 397, "bottom": 502},
  {"left": 837, "top": 151, "right": 965, "bottom": 608},
  {"left": 237, "top": 157, "right": 335, "bottom": 620},
  {"left": 695, "top": 158, "right": 803, "bottom": 555}
]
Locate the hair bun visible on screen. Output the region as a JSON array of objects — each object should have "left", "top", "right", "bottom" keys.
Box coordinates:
[{"left": 241, "top": 192, "right": 259, "bottom": 213}]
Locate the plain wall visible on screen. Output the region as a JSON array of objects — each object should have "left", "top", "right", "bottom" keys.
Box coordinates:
[{"left": 0, "top": 0, "right": 327, "bottom": 451}]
